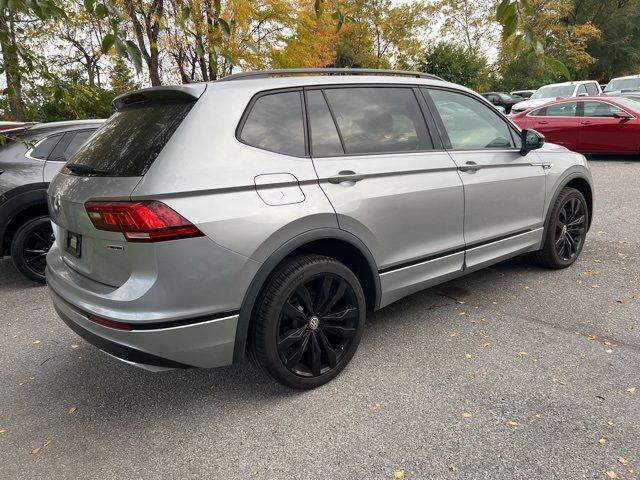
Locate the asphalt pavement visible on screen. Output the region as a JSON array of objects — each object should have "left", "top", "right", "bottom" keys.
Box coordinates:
[{"left": 0, "top": 158, "right": 638, "bottom": 480}]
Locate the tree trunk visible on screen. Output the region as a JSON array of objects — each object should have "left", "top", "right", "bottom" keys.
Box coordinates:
[{"left": 0, "top": 12, "right": 25, "bottom": 120}]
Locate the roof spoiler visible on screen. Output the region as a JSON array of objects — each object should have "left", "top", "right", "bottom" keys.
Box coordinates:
[{"left": 111, "top": 84, "right": 207, "bottom": 111}]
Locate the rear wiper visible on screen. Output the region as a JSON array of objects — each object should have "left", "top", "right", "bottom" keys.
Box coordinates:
[{"left": 65, "top": 163, "right": 110, "bottom": 175}]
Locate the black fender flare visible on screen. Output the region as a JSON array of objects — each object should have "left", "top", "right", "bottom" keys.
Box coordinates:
[
  {"left": 233, "top": 228, "right": 381, "bottom": 363},
  {"left": 0, "top": 183, "right": 49, "bottom": 254}
]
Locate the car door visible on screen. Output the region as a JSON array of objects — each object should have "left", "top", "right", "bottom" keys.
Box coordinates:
[
  {"left": 422, "top": 87, "right": 546, "bottom": 271},
  {"left": 308, "top": 86, "right": 465, "bottom": 307},
  {"left": 578, "top": 100, "right": 639, "bottom": 153},
  {"left": 526, "top": 101, "right": 580, "bottom": 150},
  {"left": 44, "top": 129, "right": 95, "bottom": 182}
]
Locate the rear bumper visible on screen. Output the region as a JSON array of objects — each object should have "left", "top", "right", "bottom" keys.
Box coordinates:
[{"left": 49, "top": 288, "right": 238, "bottom": 369}]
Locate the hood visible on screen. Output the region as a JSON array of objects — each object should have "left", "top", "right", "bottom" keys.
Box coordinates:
[{"left": 510, "top": 98, "right": 555, "bottom": 112}]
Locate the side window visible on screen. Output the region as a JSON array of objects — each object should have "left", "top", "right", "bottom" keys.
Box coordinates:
[
  {"left": 239, "top": 91, "right": 305, "bottom": 156},
  {"left": 577, "top": 84, "right": 588, "bottom": 96},
  {"left": 306, "top": 90, "right": 343, "bottom": 157},
  {"left": 545, "top": 102, "right": 578, "bottom": 117},
  {"left": 322, "top": 87, "right": 433, "bottom": 154},
  {"left": 582, "top": 101, "right": 623, "bottom": 118},
  {"left": 426, "top": 89, "right": 515, "bottom": 150},
  {"left": 50, "top": 130, "right": 95, "bottom": 162},
  {"left": 29, "top": 134, "right": 63, "bottom": 160},
  {"left": 529, "top": 107, "right": 548, "bottom": 116},
  {"left": 585, "top": 83, "right": 599, "bottom": 96}
]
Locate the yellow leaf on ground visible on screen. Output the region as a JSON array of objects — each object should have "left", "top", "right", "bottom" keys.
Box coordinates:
[
  {"left": 0, "top": 429, "right": 6, "bottom": 434},
  {"left": 462, "top": 412, "right": 473, "bottom": 418},
  {"left": 508, "top": 421, "right": 518, "bottom": 427},
  {"left": 43, "top": 440, "right": 51, "bottom": 447},
  {"left": 70, "top": 344, "right": 79, "bottom": 349},
  {"left": 31, "top": 447, "right": 41, "bottom": 455},
  {"left": 598, "top": 438, "right": 607, "bottom": 445},
  {"left": 394, "top": 469, "right": 405, "bottom": 479},
  {"left": 607, "top": 471, "right": 617, "bottom": 479},
  {"left": 448, "top": 464, "right": 456, "bottom": 472},
  {"left": 627, "top": 387, "right": 636, "bottom": 394},
  {"left": 464, "top": 353, "right": 472, "bottom": 359},
  {"left": 518, "top": 352, "right": 528, "bottom": 356},
  {"left": 483, "top": 342, "right": 490, "bottom": 348},
  {"left": 617, "top": 457, "right": 629, "bottom": 466},
  {"left": 68, "top": 406, "right": 77, "bottom": 414},
  {"left": 33, "top": 340, "right": 41, "bottom": 345}
]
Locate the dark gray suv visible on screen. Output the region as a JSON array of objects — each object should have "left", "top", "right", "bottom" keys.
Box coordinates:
[{"left": 0, "top": 120, "right": 103, "bottom": 282}]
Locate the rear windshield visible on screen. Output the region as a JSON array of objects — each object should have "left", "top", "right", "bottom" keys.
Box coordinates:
[{"left": 65, "top": 101, "right": 194, "bottom": 176}]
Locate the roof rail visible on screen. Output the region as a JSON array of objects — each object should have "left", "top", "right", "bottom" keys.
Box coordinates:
[{"left": 217, "top": 68, "right": 444, "bottom": 82}]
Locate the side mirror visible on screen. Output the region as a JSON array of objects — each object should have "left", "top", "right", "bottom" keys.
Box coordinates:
[
  {"left": 520, "top": 129, "right": 545, "bottom": 154},
  {"left": 613, "top": 111, "right": 632, "bottom": 119}
]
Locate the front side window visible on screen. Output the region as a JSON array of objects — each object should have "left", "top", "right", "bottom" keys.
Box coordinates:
[
  {"left": 427, "top": 89, "right": 515, "bottom": 150},
  {"left": 577, "top": 84, "right": 588, "bottom": 96},
  {"left": 582, "top": 101, "right": 624, "bottom": 118},
  {"left": 322, "top": 87, "right": 433, "bottom": 154},
  {"left": 239, "top": 91, "right": 305, "bottom": 156}
]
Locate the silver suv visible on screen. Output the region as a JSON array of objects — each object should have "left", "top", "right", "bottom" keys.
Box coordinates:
[{"left": 47, "top": 69, "right": 594, "bottom": 389}]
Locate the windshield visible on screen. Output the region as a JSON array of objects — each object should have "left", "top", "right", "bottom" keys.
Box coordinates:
[
  {"left": 605, "top": 78, "right": 640, "bottom": 92},
  {"left": 498, "top": 93, "right": 514, "bottom": 101},
  {"left": 615, "top": 97, "right": 640, "bottom": 112},
  {"left": 65, "top": 101, "right": 193, "bottom": 177},
  {"left": 530, "top": 85, "right": 575, "bottom": 100}
]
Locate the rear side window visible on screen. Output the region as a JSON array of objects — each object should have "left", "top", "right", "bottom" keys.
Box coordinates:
[
  {"left": 50, "top": 130, "right": 95, "bottom": 162},
  {"left": 30, "top": 134, "right": 63, "bottom": 159},
  {"left": 585, "top": 83, "right": 599, "bottom": 96},
  {"left": 66, "top": 101, "right": 194, "bottom": 176},
  {"left": 323, "top": 87, "right": 433, "bottom": 154},
  {"left": 239, "top": 91, "right": 305, "bottom": 156},
  {"left": 582, "top": 101, "right": 624, "bottom": 117},
  {"left": 307, "top": 90, "right": 343, "bottom": 157},
  {"left": 577, "top": 84, "right": 588, "bottom": 96}
]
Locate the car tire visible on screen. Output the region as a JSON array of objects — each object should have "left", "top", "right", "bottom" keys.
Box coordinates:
[
  {"left": 10, "top": 215, "right": 54, "bottom": 283},
  {"left": 530, "top": 187, "right": 588, "bottom": 269},
  {"left": 249, "top": 254, "right": 366, "bottom": 389}
]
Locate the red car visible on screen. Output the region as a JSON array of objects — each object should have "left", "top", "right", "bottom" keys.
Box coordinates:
[{"left": 510, "top": 96, "right": 640, "bottom": 154}]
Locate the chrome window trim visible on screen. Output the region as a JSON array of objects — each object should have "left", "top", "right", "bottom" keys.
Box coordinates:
[{"left": 24, "top": 136, "right": 54, "bottom": 162}]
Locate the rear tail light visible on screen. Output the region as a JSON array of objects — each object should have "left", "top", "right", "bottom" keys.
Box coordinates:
[
  {"left": 85, "top": 201, "right": 203, "bottom": 242},
  {"left": 88, "top": 314, "right": 132, "bottom": 331}
]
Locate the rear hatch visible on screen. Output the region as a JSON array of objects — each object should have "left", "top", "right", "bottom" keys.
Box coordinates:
[{"left": 48, "top": 85, "right": 206, "bottom": 287}]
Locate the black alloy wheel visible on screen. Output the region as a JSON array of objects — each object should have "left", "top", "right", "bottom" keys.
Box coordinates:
[
  {"left": 250, "top": 254, "right": 366, "bottom": 389},
  {"left": 11, "top": 215, "right": 55, "bottom": 283},
  {"left": 277, "top": 273, "right": 359, "bottom": 377},
  {"left": 530, "top": 187, "right": 588, "bottom": 269}
]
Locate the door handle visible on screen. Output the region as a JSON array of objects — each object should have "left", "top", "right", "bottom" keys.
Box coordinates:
[
  {"left": 538, "top": 121, "right": 549, "bottom": 125},
  {"left": 458, "top": 161, "right": 482, "bottom": 173},
  {"left": 580, "top": 121, "right": 592, "bottom": 125},
  {"left": 328, "top": 170, "right": 364, "bottom": 184}
]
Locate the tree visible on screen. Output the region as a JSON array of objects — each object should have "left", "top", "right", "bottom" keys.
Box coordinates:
[
  {"left": 417, "top": 41, "right": 489, "bottom": 90},
  {"left": 433, "top": 0, "right": 500, "bottom": 53},
  {"left": 109, "top": 53, "right": 139, "bottom": 94}
]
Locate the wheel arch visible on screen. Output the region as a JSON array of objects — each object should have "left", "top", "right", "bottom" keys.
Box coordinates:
[
  {"left": 0, "top": 184, "right": 49, "bottom": 257},
  {"left": 234, "top": 228, "right": 381, "bottom": 363}
]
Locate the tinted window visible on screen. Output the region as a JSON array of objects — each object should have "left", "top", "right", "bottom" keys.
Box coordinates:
[
  {"left": 427, "top": 89, "right": 515, "bottom": 150},
  {"left": 240, "top": 91, "right": 305, "bottom": 156},
  {"left": 66, "top": 101, "right": 194, "bottom": 176},
  {"left": 323, "top": 87, "right": 432, "bottom": 154},
  {"left": 530, "top": 85, "right": 574, "bottom": 100},
  {"left": 30, "top": 134, "right": 63, "bottom": 160},
  {"left": 585, "top": 83, "right": 599, "bottom": 96},
  {"left": 582, "top": 101, "right": 624, "bottom": 117},
  {"left": 50, "top": 130, "right": 95, "bottom": 162},
  {"left": 307, "top": 90, "right": 343, "bottom": 157},
  {"left": 544, "top": 102, "right": 578, "bottom": 117}
]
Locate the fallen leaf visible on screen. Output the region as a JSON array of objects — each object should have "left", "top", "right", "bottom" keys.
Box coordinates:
[
  {"left": 606, "top": 349, "right": 613, "bottom": 353},
  {"left": 508, "top": 421, "right": 518, "bottom": 427},
  {"left": 483, "top": 342, "right": 490, "bottom": 348},
  {"left": 627, "top": 387, "right": 636, "bottom": 394},
  {"left": 553, "top": 378, "right": 566, "bottom": 385},
  {"left": 450, "top": 332, "right": 458, "bottom": 337},
  {"left": 464, "top": 353, "right": 472, "bottom": 359},
  {"left": 617, "top": 299, "right": 627, "bottom": 304},
  {"left": 33, "top": 340, "right": 41, "bottom": 345},
  {"left": 598, "top": 438, "right": 607, "bottom": 445},
  {"left": 591, "top": 284, "right": 599, "bottom": 288},
  {"left": 448, "top": 464, "right": 456, "bottom": 472},
  {"left": 588, "top": 335, "right": 597, "bottom": 341},
  {"left": 68, "top": 406, "right": 77, "bottom": 414},
  {"left": 43, "top": 440, "right": 51, "bottom": 447},
  {"left": 607, "top": 471, "right": 617, "bottom": 479},
  {"left": 617, "top": 457, "right": 629, "bottom": 466},
  {"left": 394, "top": 469, "right": 405, "bottom": 479},
  {"left": 371, "top": 403, "right": 381, "bottom": 411},
  {"left": 31, "top": 447, "right": 41, "bottom": 455},
  {"left": 70, "top": 344, "right": 79, "bottom": 349},
  {"left": 462, "top": 412, "right": 473, "bottom": 418},
  {"left": 0, "top": 429, "right": 6, "bottom": 434},
  {"left": 603, "top": 340, "right": 611, "bottom": 346}
]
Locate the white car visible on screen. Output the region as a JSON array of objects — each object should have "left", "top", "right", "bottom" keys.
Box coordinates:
[
  {"left": 510, "top": 81, "right": 601, "bottom": 114},
  {"left": 602, "top": 74, "right": 640, "bottom": 95}
]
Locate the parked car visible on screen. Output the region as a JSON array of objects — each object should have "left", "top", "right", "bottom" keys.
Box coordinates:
[
  {"left": 0, "top": 120, "right": 104, "bottom": 282},
  {"left": 47, "top": 69, "right": 593, "bottom": 389},
  {"left": 511, "top": 90, "right": 536, "bottom": 99},
  {"left": 602, "top": 74, "right": 640, "bottom": 95},
  {"left": 510, "top": 96, "right": 640, "bottom": 154},
  {"left": 480, "top": 92, "right": 522, "bottom": 114},
  {"left": 510, "top": 81, "right": 602, "bottom": 114}
]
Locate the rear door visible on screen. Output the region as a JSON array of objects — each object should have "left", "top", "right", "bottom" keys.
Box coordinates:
[
  {"left": 422, "top": 87, "right": 546, "bottom": 270},
  {"left": 578, "top": 100, "right": 639, "bottom": 153},
  {"left": 526, "top": 101, "right": 580, "bottom": 149},
  {"left": 308, "top": 86, "right": 465, "bottom": 306}
]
